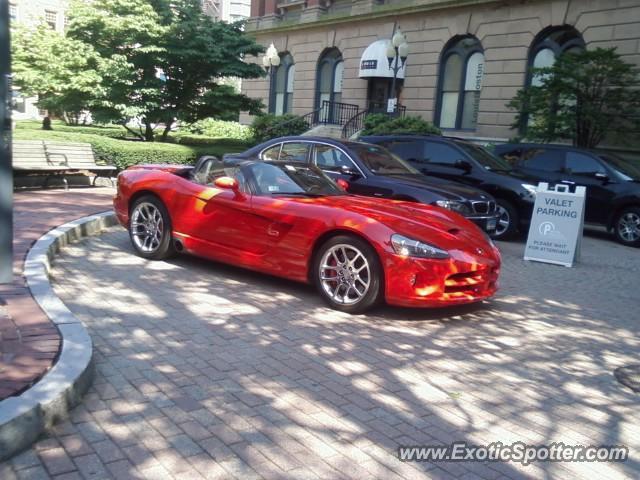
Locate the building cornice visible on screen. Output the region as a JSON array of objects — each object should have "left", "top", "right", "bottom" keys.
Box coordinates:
[{"left": 248, "top": 0, "right": 513, "bottom": 35}]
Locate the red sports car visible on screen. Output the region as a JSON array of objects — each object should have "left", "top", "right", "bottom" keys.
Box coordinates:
[{"left": 113, "top": 157, "right": 501, "bottom": 313}]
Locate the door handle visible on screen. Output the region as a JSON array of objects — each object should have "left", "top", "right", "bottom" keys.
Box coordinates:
[{"left": 560, "top": 180, "right": 575, "bottom": 185}]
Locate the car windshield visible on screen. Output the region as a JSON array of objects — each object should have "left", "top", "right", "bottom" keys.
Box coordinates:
[
  {"left": 599, "top": 154, "right": 640, "bottom": 181},
  {"left": 457, "top": 142, "right": 512, "bottom": 172},
  {"left": 247, "top": 162, "right": 345, "bottom": 197},
  {"left": 349, "top": 144, "right": 420, "bottom": 175}
]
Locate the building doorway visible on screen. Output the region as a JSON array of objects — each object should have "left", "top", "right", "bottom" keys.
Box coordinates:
[{"left": 367, "top": 78, "right": 403, "bottom": 113}]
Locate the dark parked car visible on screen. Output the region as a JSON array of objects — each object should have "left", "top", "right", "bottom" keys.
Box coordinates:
[
  {"left": 494, "top": 143, "right": 640, "bottom": 247},
  {"left": 362, "top": 135, "right": 540, "bottom": 239},
  {"left": 225, "top": 137, "right": 500, "bottom": 233}
]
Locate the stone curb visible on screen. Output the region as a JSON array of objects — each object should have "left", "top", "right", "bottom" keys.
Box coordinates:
[{"left": 0, "top": 211, "right": 118, "bottom": 461}]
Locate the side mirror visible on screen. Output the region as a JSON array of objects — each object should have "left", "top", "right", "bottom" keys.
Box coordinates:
[
  {"left": 455, "top": 160, "right": 472, "bottom": 172},
  {"left": 340, "top": 165, "right": 360, "bottom": 177},
  {"left": 214, "top": 176, "right": 239, "bottom": 191}
]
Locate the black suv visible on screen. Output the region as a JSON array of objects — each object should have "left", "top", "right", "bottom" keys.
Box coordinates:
[
  {"left": 225, "top": 136, "right": 500, "bottom": 233},
  {"left": 494, "top": 143, "right": 640, "bottom": 247},
  {"left": 362, "top": 135, "right": 540, "bottom": 239}
]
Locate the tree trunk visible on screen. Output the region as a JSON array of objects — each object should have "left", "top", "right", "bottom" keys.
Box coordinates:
[
  {"left": 144, "top": 121, "right": 155, "bottom": 142},
  {"left": 122, "top": 123, "right": 144, "bottom": 141},
  {"left": 160, "top": 120, "right": 174, "bottom": 142}
]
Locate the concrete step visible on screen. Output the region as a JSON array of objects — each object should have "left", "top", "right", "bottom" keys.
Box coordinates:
[{"left": 302, "top": 124, "right": 344, "bottom": 139}]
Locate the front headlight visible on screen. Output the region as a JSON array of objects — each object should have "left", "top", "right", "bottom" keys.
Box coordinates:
[
  {"left": 435, "top": 200, "right": 472, "bottom": 215},
  {"left": 521, "top": 184, "right": 537, "bottom": 201},
  {"left": 391, "top": 234, "right": 449, "bottom": 259}
]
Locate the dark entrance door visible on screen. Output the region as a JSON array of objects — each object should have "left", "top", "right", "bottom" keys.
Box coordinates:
[{"left": 367, "top": 78, "right": 403, "bottom": 113}]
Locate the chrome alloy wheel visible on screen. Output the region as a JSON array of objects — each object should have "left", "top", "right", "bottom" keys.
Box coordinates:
[
  {"left": 618, "top": 211, "right": 640, "bottom": 243},
  {"left": 495, "top": 204, "right": 511, "bottom": 237},
  {"left": 319, "top": 244, "right": 371, "bottom": 305},
  {"left": 130, "top": 202, "right": 164, "bottom": 253}
]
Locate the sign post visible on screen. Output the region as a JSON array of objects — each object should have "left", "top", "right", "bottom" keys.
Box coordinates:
[
  {"left": 524, "top": 183, "right": 586, "bottom": 267},
  {"left": 0, "top": 0, "right": 13, "bottom": 284}
]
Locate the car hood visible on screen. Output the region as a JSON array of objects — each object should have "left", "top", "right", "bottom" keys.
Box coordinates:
[
  {"left": 289, "top": 195, "right": 497, "bottom": 256},
  {"left": 376, "top": 173, "right": 493, "bottom": 202}
]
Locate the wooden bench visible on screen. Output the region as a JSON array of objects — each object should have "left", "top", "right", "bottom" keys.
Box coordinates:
[{"left": 13, "top": 140, "right": 117, "bottom": 188}]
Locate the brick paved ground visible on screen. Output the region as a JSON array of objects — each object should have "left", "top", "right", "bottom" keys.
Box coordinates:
[
  {"left": 2, "top": 226, "right": 639, "bottom": 479},
  {"left": 0, "top": 189, "right": 114, "bottom": 399}
]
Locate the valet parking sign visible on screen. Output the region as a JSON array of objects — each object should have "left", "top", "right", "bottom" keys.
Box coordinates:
[{"left": 524, "top": 183, "right": 586, "bottom": 267}]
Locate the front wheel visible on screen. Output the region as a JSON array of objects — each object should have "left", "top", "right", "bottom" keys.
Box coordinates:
[
  {"left": 491, "top": 199, "right": 519, "bottom": 240},
  {"left": 614, "top": 206, "right": 640, "bottom": 247},
  {"left": 129, "top": 195, "right": 176, "bottom": 260},
  {"left": 314, "top": 235, "right": 382, "bottom": 314}
]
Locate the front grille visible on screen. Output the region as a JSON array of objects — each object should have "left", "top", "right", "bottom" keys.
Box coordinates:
[
  {"left": 471, "top": 200, "right": 496, "bottom": 215},
  {"left": 444, "top": 267, "right": 499, "bottom": 294}
]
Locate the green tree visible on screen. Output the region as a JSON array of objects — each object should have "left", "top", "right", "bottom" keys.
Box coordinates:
[
  {"left": 508, "top": 48, "right": 640, "bottom": 148},
  {"left": 67, "top": 0, "right": 265, "bottom": 141},
  {"left": 11, "top": 25, "right": 111, "bottom": 125}
]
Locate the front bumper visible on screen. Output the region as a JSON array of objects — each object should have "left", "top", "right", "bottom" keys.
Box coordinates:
[
  {"left": 467, "top": 213, "right": 500, "bottom": 234},
  {"left": 384, "top": 248, "right": 500, "bottom": 308}
]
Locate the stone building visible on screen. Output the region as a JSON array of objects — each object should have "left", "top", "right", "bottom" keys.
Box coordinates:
[{"left": 242, "top": 0, "right": 640, "bottom": 146}]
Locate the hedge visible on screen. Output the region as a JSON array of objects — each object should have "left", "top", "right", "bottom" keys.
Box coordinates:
[
  {"left": 13, "top": 129, "right": 250, "bottom": 170},
  {"left": 183, "top": 118, "right": 253, "bottom": 141},
  {"left": 361, "top": 114, "right": 442, "bottom": 136},
  {"left": 251, "top": 114, "right": 309, "bottom": 143}
]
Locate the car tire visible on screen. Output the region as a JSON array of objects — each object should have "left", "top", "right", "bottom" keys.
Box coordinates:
[
  {"left": 314, "top": 235, "right": 382, "bottom": 314},
  {"left": 614, "top": 206, "right": 640, "bottom": 247},
  {"left": 492, "top": 199, "right": 519, "bottom": 240},
  {"left": 129, "top": 195, "right": 176, "bottom": 260}
]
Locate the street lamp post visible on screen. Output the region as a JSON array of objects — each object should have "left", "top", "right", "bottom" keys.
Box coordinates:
[
  {"left": 262, "top": 43, "right": 280, "bottom": 113},
  {"left": 0, "top": 0, "right": 12, "bottom": 284},
  {"left": 386, "top": 29, "right": 409, "bottom": 115}
]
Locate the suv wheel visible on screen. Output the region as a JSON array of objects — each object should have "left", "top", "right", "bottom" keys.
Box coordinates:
[
  {"left": 614, "top": 206, "right": 640, "bottom": 247},
  {"left": 492, "top": 199, "right": 519, "bottom": 240}
]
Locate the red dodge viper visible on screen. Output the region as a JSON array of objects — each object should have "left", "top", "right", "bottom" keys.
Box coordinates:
[{"left": 113, "top": 156, "right": 501, "bottom": 313}]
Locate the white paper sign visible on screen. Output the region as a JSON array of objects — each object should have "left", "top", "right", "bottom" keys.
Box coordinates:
[{"left": 524, "top": 182, "right": 586, "bottom": 267}]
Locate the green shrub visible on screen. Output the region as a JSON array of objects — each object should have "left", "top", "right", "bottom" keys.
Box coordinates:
[
  {"left": 183, "top": 118, "right": 253, "bottom": 141},
  {"left": 167, "top": 132, "right": 253, "bottom": 150},
  {"left": 13, "top": 129, "right": 249, "bottom": 169},
  {"left": 361, "top": 114, "right": 442, "bottom": 136},
  {"left": 251, "top": 114, "right": 309, "bottom": 143}
]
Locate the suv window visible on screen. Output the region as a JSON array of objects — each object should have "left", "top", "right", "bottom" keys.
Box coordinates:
[
  {"left": 279, "top": 142, "right": 310, "bottom": 163},
  {"left": 499, "top": 148, "right": 523, "bottom": 166},
  {"left": 565, "top": 152, "right": 605, "bottom": 175},
  {"left": 423, "top": 142, "right": 461, "bottom": 166},
  {"left": 521, "top": 148, "right": 564, "bottom": 172},
  {"left": 386, "top": 141, "right": 424, "bottom": 163},
  {"left": 314, "top": 144, "right": 356, "bottom": 172}
]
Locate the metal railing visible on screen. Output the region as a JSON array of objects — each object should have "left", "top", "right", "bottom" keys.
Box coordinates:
[
  {"left": 316, "top": 100, "right": 359, "bottom": 126},
  {"left": 341, "top": 102, "right": 408, "bottom": 139},
  {"left": 261, "top": 100, "right": 360, "bottom": 139}
]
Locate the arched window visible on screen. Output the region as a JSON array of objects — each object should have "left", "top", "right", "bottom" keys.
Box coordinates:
[
  {"left": 527, "top": 26, "right": 585, "bottom": 87},
  {"left": 436, "top": 36, "right": 485, "bottom": 130},
  {"left": 270, "top": 53, "right": 295, "bottom": 115},
  {"left": 315, "top": 48, "right": 344, "bottom": 122}
]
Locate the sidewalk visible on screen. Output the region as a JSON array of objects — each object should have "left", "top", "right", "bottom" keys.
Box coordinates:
[{"left": 0, "top": 188, "right": 114, "bottom": 400}]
